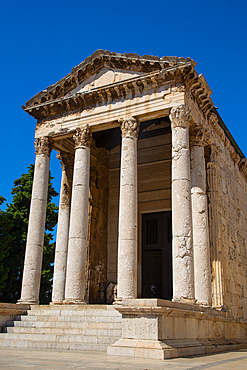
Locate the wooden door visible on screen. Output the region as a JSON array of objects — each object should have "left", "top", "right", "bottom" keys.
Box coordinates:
[{"left": 142, "top": 211, "right": 172, "bottom": 300}]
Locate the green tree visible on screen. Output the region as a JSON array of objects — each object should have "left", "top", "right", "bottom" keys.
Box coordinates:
[{"left": 0, "top": 165, "right": 58, "bottom": 304}]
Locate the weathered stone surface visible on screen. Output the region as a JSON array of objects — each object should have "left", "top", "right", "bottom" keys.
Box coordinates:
[
  {"left": 18, "top": 138, "right": 51, "bottom": 304},
  {"left": 108, "top": 299, "right": 247, "bottom": 359},
  {"left": 64, "top": 126, "right": 91, "bottom": 303},
  {"left": 52, "top": 153, "right": 73, "bottom": 303},
  {"left": 191, "top": 141, "right": 211, "bottom": 306},
  {"left": 14, "top": 51, "right": 247, "bottom": 361},
  {"left": 170, "top": 105, "right": 194, "bottom": 302},
  {"left": 117, "top": 118, "right": 139, "bottom": 300}
]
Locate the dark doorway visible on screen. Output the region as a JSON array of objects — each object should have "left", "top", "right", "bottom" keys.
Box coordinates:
[{"left": 142, "top": 211, "right": 172, "bottom": 300}]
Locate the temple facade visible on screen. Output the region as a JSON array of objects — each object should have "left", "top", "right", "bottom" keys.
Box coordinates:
[{"left": 17, "top": 50, "right": 247, "bottom": 358}]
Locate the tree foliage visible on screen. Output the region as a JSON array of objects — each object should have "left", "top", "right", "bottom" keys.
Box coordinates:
[{"left": 0, "top": 165, "right": 58, "bottom": 304}]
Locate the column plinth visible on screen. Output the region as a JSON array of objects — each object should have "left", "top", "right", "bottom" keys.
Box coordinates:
[
  {"left": 117, "top": 117, "right": 139, "bottom": 301},
  {"left": 169, "top": 105, "right": 194, "bottom": 302},
  {"left": 191, "top": 127, "right": 211, "bottom": 306},
  {"left": 52, "top": 152, "right": 73, "bottom": 304},
  {"left": 18, "top": 137, "right": 52, "bottom": 305},
  {"left": 64, "top": 125, "right": 91, "bottom": 303}
]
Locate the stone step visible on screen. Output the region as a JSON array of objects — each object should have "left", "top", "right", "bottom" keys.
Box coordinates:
[
  {"left": 0, "top": 332, "right": 120, "bottom": 345},
  {"left": 28, "top": 307, "right": 120, "bottom": 316},
  {"left": 0, "top": 305, "right": 122, "bottom": 352},
  {"left": 4, "top": 326, "right": 122, "bottom": 336},
  {"left": 6, "top": 320, "right": 121, "bottom": 329},
  {"left": 15, "top": 314, "right": 122, "bottom": 323},
  {"left": 30, "top": 304, "right": 114, "bottom": 311},
  {"left": 0, "top": 338, "right": 109, "bottom": 351}
]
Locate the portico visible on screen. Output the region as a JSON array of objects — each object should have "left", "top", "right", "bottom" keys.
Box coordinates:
[{"left": 17, "top": 50, "right": 247, "bottom": 358}]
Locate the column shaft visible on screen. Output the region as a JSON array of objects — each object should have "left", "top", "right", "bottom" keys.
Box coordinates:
[
  {"left": 18, "top": 137, "right": 51, "bottom": 304},
  {"left": 207, "top": 114, "right": 224, "bottom": 308},
  {"left": 64, "top": 125, "right": 91, "bottom": 303},
  {"left": 117, "top": 117, "right": 139, "bottom": 300},
  {"left": 170, "top": 105, "right": 194, "bottom": 302},
  {"left": 52, "top": 153, "right": 73, "bottom": 303},
  {"left": 191, "top": 138, "right": 211, "bottom": 306}
]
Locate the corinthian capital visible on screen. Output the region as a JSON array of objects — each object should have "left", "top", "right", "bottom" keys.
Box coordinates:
[
  {"left": 57, "top": 151, "right": 74, "bottom": 181},
  {"left": 73, "top": 124, "right": 92, "bottom": 148},
  {"left": 34, "top": 137, "right": 52, "bottom": 156},
  {"left": 169, "top": 105, "right": 191, "bottom": 129},
  {"left": 190, "top": 125, "right": 206, "bottom": 146},
  {"left": 119, "top": 117, "right": 140, "bottom": 139}
]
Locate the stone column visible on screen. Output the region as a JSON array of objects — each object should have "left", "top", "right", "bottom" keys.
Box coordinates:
[
  {"left": 207, "top": 113, "right": 223, "bottom": 308},
  {"left": 169, "top": 105, "right": 194, "bottom": 302},
  {"left": 52, "top": 152, "right": 73, "bottom": 304},
  {"left": 18, "top": 137, "right": 52, "bottom": 304},
  {"left": 64, "top": 125, "right": 91, "bottom": 303},
  {"left": 117, "top": 117, "right": 139, "bottom": 300},
  {"left": 191, "top": 127, "right": 211, "bottom": 306}
]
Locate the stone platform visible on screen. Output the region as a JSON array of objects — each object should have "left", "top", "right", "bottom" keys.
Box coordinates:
[
  {"left": 108, "top": 299, "right": 247, "bottom": 359},
  {"left": 0, "top": 304, "right": 122, "bottom": 351}
]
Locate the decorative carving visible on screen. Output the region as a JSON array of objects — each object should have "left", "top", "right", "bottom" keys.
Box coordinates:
[
  {"left": 169, "top": 105, "right": 191, "bottom": 129},
  {"left": 119, "top": 117, "right": 140, "bottom": 139},
  {"left": 209, "top": 113, "right": 218, "bottom": 128},
  {"left": 34, "top": 137, "right": 52, "bottom": 156},
  {"left": 73, "top": 124, "right": 92, "bottom": 148}
]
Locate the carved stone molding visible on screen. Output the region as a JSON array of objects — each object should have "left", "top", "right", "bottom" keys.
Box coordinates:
[
  {"left": 119, "top": 117, "right": 140, "bottom": 139},
  {"left": 240, "top": 158, "right": 247, "bottom": 177},
  {"left": 34, "top": 137, "right": 52, "bottom": 156},
  {"left": 209, "top": 113, "right": 218, "bottom": 128},
  {"left": 169, "top": 105, "right": 191, "bottom": 129},
  {"left": 56, "top": 151, "right": 74, "bottom": 181},
  {"left": 73, "top": 124, "right": 92, "bottom": 148}
]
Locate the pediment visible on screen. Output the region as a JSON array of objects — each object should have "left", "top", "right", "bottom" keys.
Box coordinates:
[
  {"left": 66, "top": 68, "right": 145, "bottom": 96},
  {"left": 24, "top": 50, "right": 194, "bottom": 109}
]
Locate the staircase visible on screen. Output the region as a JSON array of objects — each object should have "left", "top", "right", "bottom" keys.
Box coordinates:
[{"left": 0, "top": 305, "right": 122, "bottom": 351}]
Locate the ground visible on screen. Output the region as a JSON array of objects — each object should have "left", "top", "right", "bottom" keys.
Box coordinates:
[{"left": 0, "top": 348, "right": 247, "bottom": 369}]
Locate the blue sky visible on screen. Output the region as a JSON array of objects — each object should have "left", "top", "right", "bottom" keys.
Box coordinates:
[{"left": 1, "top": 0, "right": 246, "bottom": 209}]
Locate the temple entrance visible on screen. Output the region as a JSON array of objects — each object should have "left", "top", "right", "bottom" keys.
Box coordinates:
[{"left": 142, "top": 211, "right": 172, "bottom": 300}]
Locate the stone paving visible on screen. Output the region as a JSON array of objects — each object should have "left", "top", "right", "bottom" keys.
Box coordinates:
[{"left": 0, "top": 348, "right": 247, "bottom": 369}]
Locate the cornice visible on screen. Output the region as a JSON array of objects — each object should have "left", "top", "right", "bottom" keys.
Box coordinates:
[
  {"left": 23, "top": 61, "right": 214, "bottom": 121},
  {"left": 23, "top": 50, "right": 195, "bottom": 110}
]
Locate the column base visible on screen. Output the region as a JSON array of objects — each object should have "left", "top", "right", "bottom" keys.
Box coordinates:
[
  {"left": 17, "top": 299, "right": 39, "bottom": 305},
  {"left": 63, "top": 299, "right": 87, "bottom": 305},
  {"left": 50, "top": 301, "right": 64, "bottom": 305},
  {"left": 172, "top": 297, "right": 197, "bottom": 305}
]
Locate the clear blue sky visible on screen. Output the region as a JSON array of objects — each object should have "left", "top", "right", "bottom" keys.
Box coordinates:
[{"left": 1, "top": 0, "right": 246, "bottom": 209}]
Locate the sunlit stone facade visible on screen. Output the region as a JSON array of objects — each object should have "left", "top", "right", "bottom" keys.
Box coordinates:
[{"left": 18, "top": 50, "right": 247, "bottom": 358}]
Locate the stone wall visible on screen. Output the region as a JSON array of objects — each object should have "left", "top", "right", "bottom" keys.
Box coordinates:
[
  {"left": 207, "top": 129, "right": 247, "bottom": 319},
  {"left": 218, "top": 146, "right": 247, "bottom": 319}
]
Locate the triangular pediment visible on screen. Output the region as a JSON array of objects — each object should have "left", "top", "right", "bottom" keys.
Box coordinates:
[
  {"left": 24, "top": 50, "right": 194, "bottom": 109},
  {"left": 66, "top": 67, "right": 145, "bottom": 96}
]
